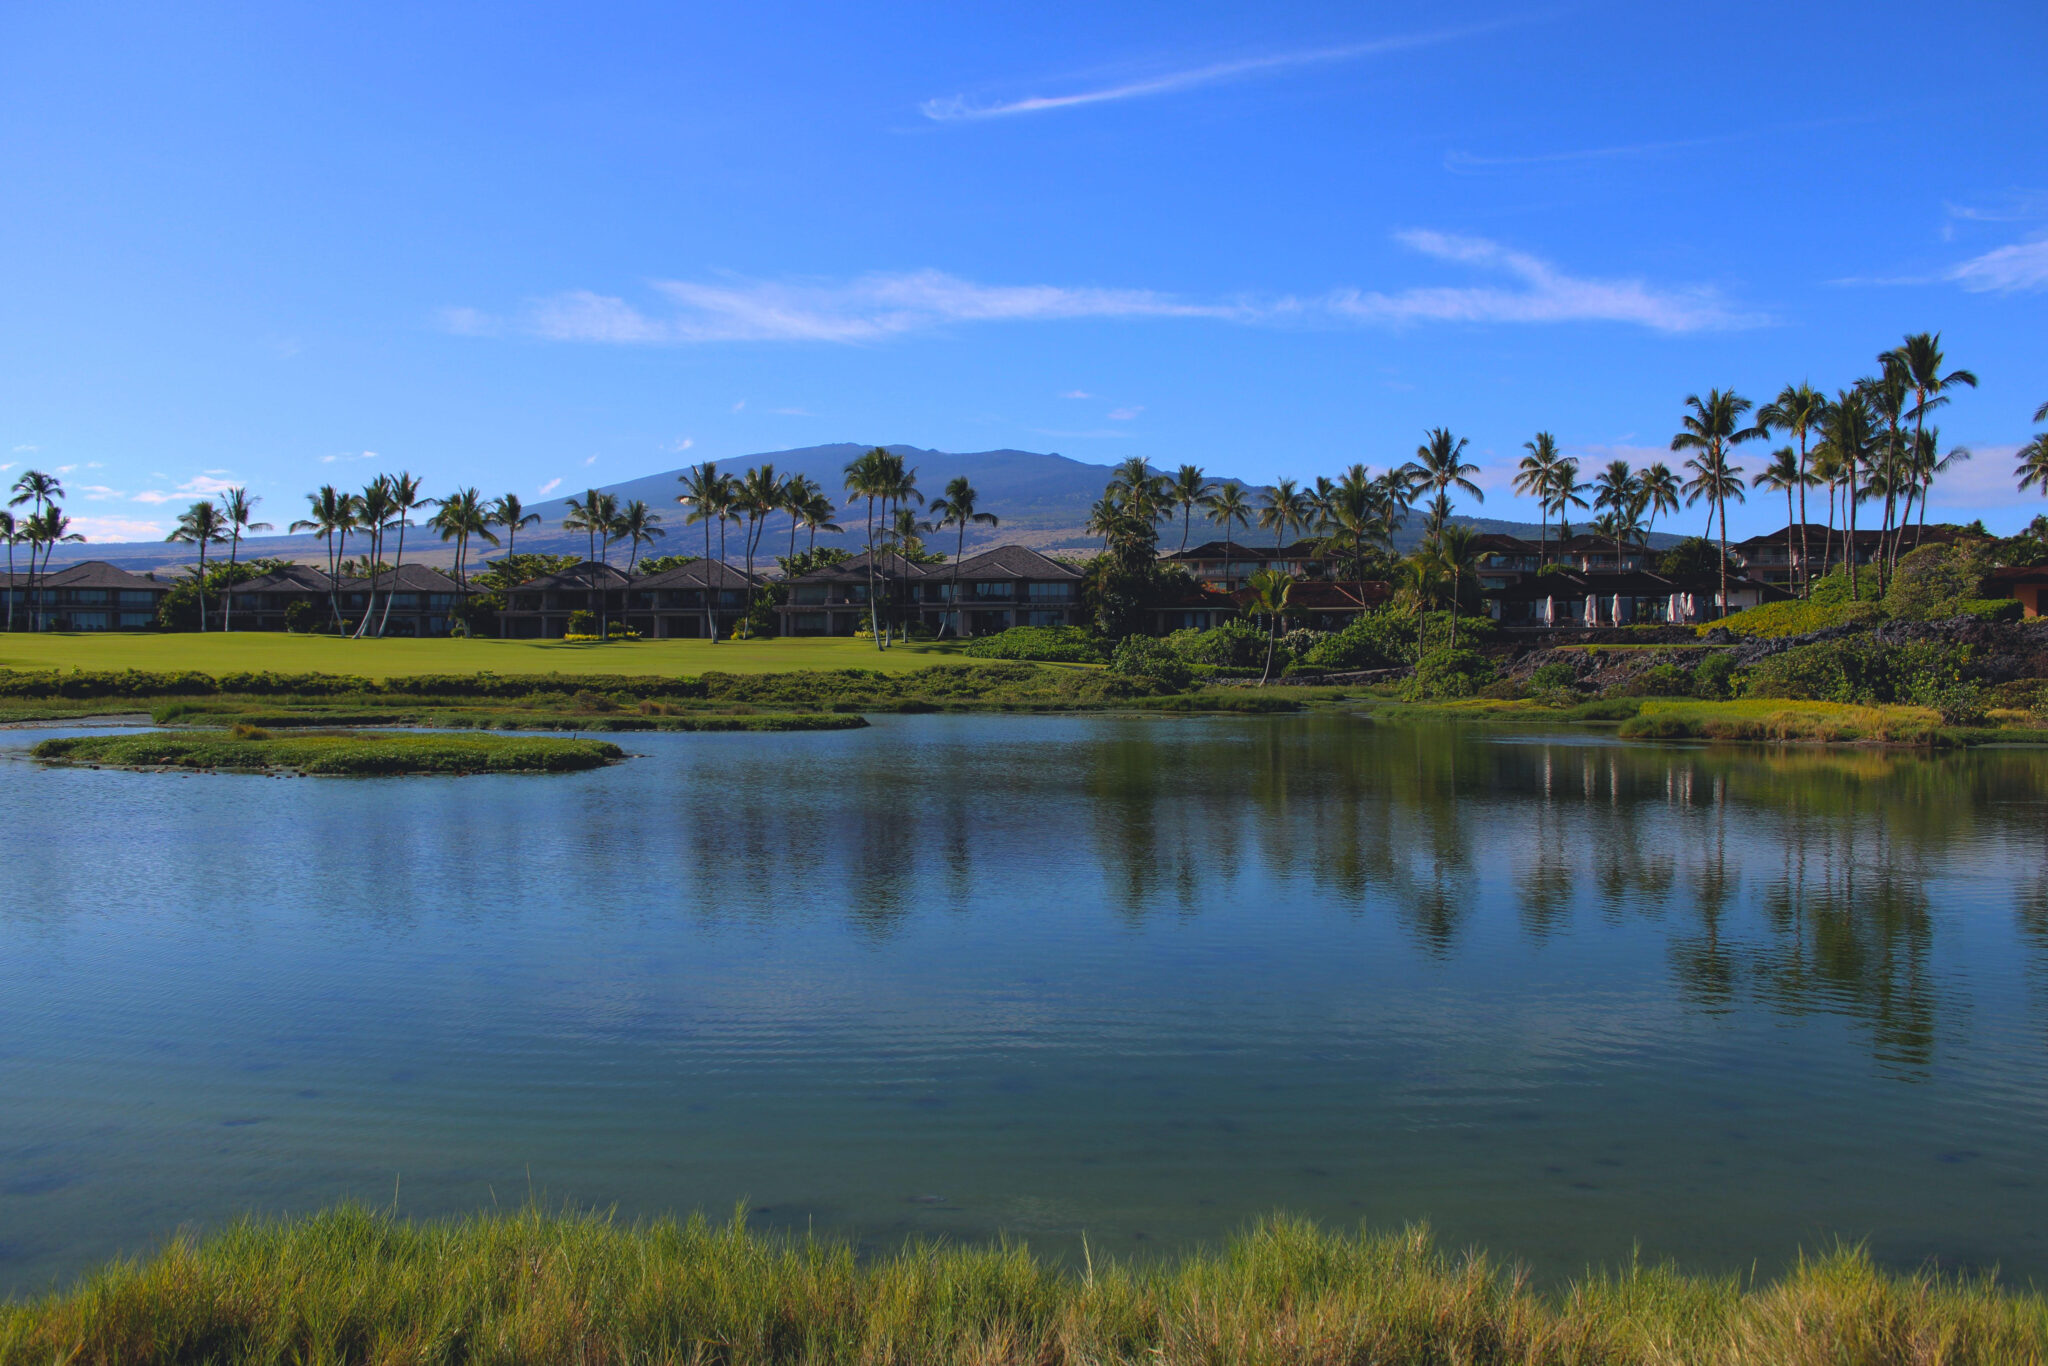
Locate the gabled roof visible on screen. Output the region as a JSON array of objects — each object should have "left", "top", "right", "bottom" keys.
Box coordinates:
[
  {"left": 1554, "top": 535, "right": 1652, "bottom": 555},
  {"left": 8, "top": 560, "right": 169, "bottom": 592},
  {"left": 228, "top": 564, "right": 335, "bottom": 594},
  {"left": 1245, "top": 579, "right": 1390, "bottom": 611},
  {"left": 631, "top": 559, "right": 761, "bottom": 590},
  {"left": 1163, "top": 539, "right": 1321, "bottom": 562},
  {"left": 948, "top": 544, "right": 1084, "bottom": 580},
  {"left": 340, "top": 562, "right": 468, "bottom": 594},
  {"left": 503, "top": 560, "right": 636, "bottom": 591},
  {"left": 1472, "top": 534, "right": 1539, "bottom": 554}
]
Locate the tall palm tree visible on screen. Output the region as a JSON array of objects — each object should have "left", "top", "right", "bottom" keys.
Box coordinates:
[
  {"left": 166, "top": 501, "right": 227, "bottom": 632},
  {"left": 1807, "top": 445, "right": 1846, "bottom": 581},
  {"left": 217, "top": 488, "right": 271, "bottom": 633},
  {"left": 0, "top": 510, "right": 17, "bottom": 632},
  {"left": 842, "top": 448, "right": 891, "bottom": 647},
  {"left": 779, "top": 474, "right": 821, "bottom": 563},
  {"left": 1752, "top": 449, "right": 1810, "bottom": 586},
  {"left": 1257, "top": 478, "right": 1312, "bottom": 554},
  {"left": 1857, "top": 362, "right": 1910, "bottom": 586},
  {"left": 1818, "top": 389, "right": 1878, "bottom": 597},
  {"left": 676, "top": 462, "right": 731, "bottom": 642},
  {"left": 429, "top": 487, "right": 498, "bottom": 591},
  {"left": 9, "top": 470, "right": 64, "bottom": 632},
  {"left": 613, "top": 498, "right": 665, "bottom": 572},
  {"left": 1514, "top": 433, "right": 1563, "bottom": 566},
  {"left": 1431, "top": 522, "right": 1484, "bottom": 651},
  {"left": 1407, "top": 428, "right": 1484, "bottom": 516},
  {"left": 1541, "top": 459, "right": 1588, "bottom": 564},
  {"left": 1906, "top": 427, "right": 1970, "bottom": 549},
  {"left": 926, "top": 476, "right": 999, "bottom": 638},
  {"left": 351, "top": 476, "right": 397, "bottom": 638},
  {"left": 1107, "top": 458, "right": 1166, "bottom": 525},
  {"left": 1638, "top": 462, "right": 1682, "bottom": 544},
  {"left": 1204, "top": 482, "right": 1253, "bottom": 586},
  {"left": 1672, "top": 388, "right": 1764, "bottom": 619},
  {"left": 1243, "top": 568, "right": 1293, "bottom": 687},
  {"left": 1318, "top": 465, "right": 1380, "bottom": 584},
  {"left": 1166, "top": 465, "right": 1215, "bottom": 553},
  {"left": 488, "top": 493, "right": 543, "bottom": 560},
  {"left": 24, "top": 507, "right": 84, "bottom": 629},
  {"left": 1591, "top": 460, "right": 1642, "bottom": 565},
  {"left": 2017, "top": 430, "right": 2048, "bottom": 499},
  {"left": 732, "top": 466, "right": 784, "bottom": 636},
  {"left": 1758, "top": 383, "right": 1829, "bottom": 596},
  {"left": 291, "top": 485, "right": 359, "bottom": 628},
  {"left": 372, "top": 471, "right": 425, "bottom": 637},
  {"left": 796, "top": 489, "right": 841, "bottom": 555},
  {"left": 564, "top": 489, "right": 607, "bottom": 566},
  {"left": 1888, "top": 332, "right": 1976, "bottom": 562}
]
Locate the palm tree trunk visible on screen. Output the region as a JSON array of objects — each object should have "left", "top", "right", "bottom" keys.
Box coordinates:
[
  {"left": 377, "top": 521, "right": 407, "bottom": 637},
  {"left": 1847, "top": 465, "right": 1861, "bottom": 599},
  {"left": 225, "top": 530, "right": 240, "bottom": 632},
  {"left": 1796, "top": 433, "right": 1811, "bottom": 598},
  {"left": 197, "top": 540, "right": 209, "bottom": 632},
  {"left": 1784, "top": 489, "right": 1794, "bottom": 592},
  {"left": 1717, "top": 497, "right": 1729, "bottom": 622},
  {"left": 701, "top": 513, "right": 715, "bottom": 641},
  {"left": 864, "top": 495, "right": 880, "bottom": 648},
  {"left": 952, "top": 521, "right": 966, "bottom": 638},
  {"left": 1259, "top": 616, "right": 1276, "bottom": 687},
  {"left": 5, "top": 537, "right": 14, "bottom": 632}
]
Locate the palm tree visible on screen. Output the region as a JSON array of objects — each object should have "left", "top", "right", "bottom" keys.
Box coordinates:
[
  {"left": 9, "top": 470, "right": 64, "bottom": 631},
  {"left": 350, "top": 476, "right": 397, "bottom": 638},
  {"left": 926, "top": 476, "right": 999, "bottom": 638},
  {"left": 780, "top": 474, "right": 821, "bottom": 563},
  {"left": 564, "top": 489, "right": 607, "bottom": 566},
  {"left": 488, "top": 493, "right": 543, "bottom": 560},
  {"left": 24, "top": 507, "right": 84, "bottom": 629},
  {"left": 371, "top": 471, "right": 426, "bottom": 638},
  {"left": 1431, "top": 523, "right": 1484, "bottom": 651},
  {"left": 1807, "top": 445, "right": 1846, "bottom": 581},
  {"left": 1407, "top": 428, "right": 1484, "bottom": 516},
  {"left": 1243, "top": 567, "right": 1293, "bottom": 686},
  {"left": 1591, "top": 461, "right": 1642, "bottom": 565},
  {"left": 676, "top": 462, "right": 731, "bottom": 642},
  {"left": 1906, "top": 427, "right": 1970, "bottom": 548},
  {"left": 1166, "top": 465, "right": 1215, "bottom": 553},
  {"left": 1672, "top": 389, "right": 1764, "bottom": 619},
  {"left": 1758, "top": 383, "right": 1829, "bottom": 595},
  {"left": 1318, "top": 465, "right": 1381, "bottom": 584},
  {"left": 1514, "top": 434, "right": 1563, "bottom": 566},
  {"left": 1257, "top": 478, "right": 1312, "bottom": 554},
  {"left": 1887, "top": 332, "right": 1976, "bottom": 562},
  {"left": 1857, "top": 363, "right": 1910, "bottom": 586},
  {"left": 613, "top": 498, "right": 665, "bottom": 572},
  {"left": 732, "top": 466, "right": 784, "bottom": 637},
  {"left": 428, "top": 487, "right": 498, "bottom": 590},
  {"left": 1819, "top": 389, "right": 1878, "bottom": 596},
  {"left": 0, "top": 510, "right": 17, "bottom": 632},
  {"left": 166, "top": 501, "right": 228, "bottom": 631},
  {"left": 1107, "top": 458, "right": 1167, "bottom": 526},
  {"left": 291, "top": 485, "right": 359, "bottom": 629},
  {"left": 1204, "top": 482, "right": 1253, "bottom": 587},
  {"left": 1638, "top": 462, "right": 1681, "bottom": 544},
  {"left": 1541, "top": 459, "right": 1588, "bottom": 566},
  {"left": 217, "top": 488, "right": 271, "bottom": 632},
  {"left": 795, "top": 489, "right": 841, "bottom": 555},
  {"left": 2018, "top": 431, "right": 2048, "bottom": 499},
  {"left": 842, "top": 448, "right": 891, "bottom": 647},
  {"left": 1752, "top": 449, "right": 1810, "bottom": 585}
]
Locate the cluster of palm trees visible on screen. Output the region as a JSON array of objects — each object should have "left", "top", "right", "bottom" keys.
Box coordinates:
[
  {"left": 2, "top": 471, "right": 85, "bottom": 632},
  {"left": 675, "top": 462, "right": 844, "bottom": 640}
]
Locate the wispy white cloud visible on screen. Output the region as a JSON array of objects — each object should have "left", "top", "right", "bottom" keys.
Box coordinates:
[
  {"left": 1061, "top": 390, "right": 1094, "bottom": 399},
  {"left": 921, "top": 23, "right": 1512, "bottom": 122},
  {"left": 583, "top": 454, "right": 599, "bottom": 466},
  {"left": 1107, "top": 405, "right": 1144, "bottom": 421},
  {"left": 537, "top": 478, "right": 562, "bottom": 496},
  {"left": 69, "top": 515, "right": 167, "bottom": 542},
  {"left": 12, "top": 444, "right": 36, "bottom": 453},
  {"left": 1445, "top": 134, "right": 1727, "bottom": 172},
  {"left": 55, "top": 464, "right": 77, "bottom": 474},
  {"left": 79, "top": 484, "right": 127, "bottom": 501},
  {"left": 132, "top": 474, "right": 239, "bottom": 506},
  {"left": 1946, "top": 236, "right": 2048, "bottom": 293},
  {"left": 451, "top": 234, "right": 1758, "bottom": 349},
  {"left": 1325, "top": 231, "right": 1761, "bottom": 331},
  {"left": 665, "top": 437, "right": 695, "bottom": 452},
  {"left": 320, "top": 450, "right": 380, "bottom": 464}
]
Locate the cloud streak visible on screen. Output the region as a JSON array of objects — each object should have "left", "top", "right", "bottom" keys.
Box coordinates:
[
  {"left": 921, "top": 22, "right": 1512, "bottom": 122},
  {"left": 1946, "top": 236, "right": 2048, "bottom": 293},
  {"left": 451, "top": 234, "right": 1759, "bottom": 349}
]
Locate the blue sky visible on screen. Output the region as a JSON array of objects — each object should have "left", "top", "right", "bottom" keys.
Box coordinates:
[{"left": 3, "top": 0, "right": 2045, "bottom": 545}]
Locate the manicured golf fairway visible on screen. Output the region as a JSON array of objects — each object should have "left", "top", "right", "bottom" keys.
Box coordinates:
[{"left": 0, "top": 633, "right": 970, "bottom": 678}]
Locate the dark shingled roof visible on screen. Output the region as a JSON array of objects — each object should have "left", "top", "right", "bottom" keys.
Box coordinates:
[
  {"left": 503, "top": 561, "right": 636, "bottom": 591},
  {"left": 1231, "top": 580, "right": 1390, "bottom": 611},
  {"left": 3, "top": 560, "right": 170, "bottom": 592},
  {"left": 227, "top": 565, "right": 335, "bottom": 595},
  {"left": 948, "top": 545, "right": 1084, "bottom": 580},
  {"left": 631, "top": 560, "right": 762, "bottom": 590},
  {"left": 1164, "top": 539, "right": 1321, "bottom": 562},
  {"left": 339, "top": 562, "right": 469, "bottom": 594}
]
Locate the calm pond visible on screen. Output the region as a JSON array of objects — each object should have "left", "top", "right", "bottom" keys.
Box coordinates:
[{"left": 3, "top": 713, "right": 2047, "bottom": 1293}]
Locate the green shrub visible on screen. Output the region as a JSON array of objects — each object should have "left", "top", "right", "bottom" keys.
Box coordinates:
[
  {"left": 1300, "top": 610, "right": 1417, "bottom": 670},
  {"left": 1169, "top": 619, "right": 1270, "bottom": 669},
  {"left": 1743, "top": 636, "right": 1977, "bottom": 707},
  {"left": 1956, "top": 598, "right": 2023, "bottom": 623},
  {"left": 1403, "top": 647, "right": 1496, "bottom": 700},
  {"left": 1565, "top": 698, "right": 1642, "bottom": 721},
  {"left": 1527, "top": 661, "right": 1579, "bottom": 693},
  {"left": 1884, "top": 543, "right": 1994, "bottom": 622},
  {"left": 1613, "top": 663, "right": 1690, "bottom": 698},
  {"left": 566, "top": 609, "right": 597, "bottom": 635},
  {"left": 1107, "top": 635, "right": 1193, "bottom": 690},
  {"left": 960, "top": 626, "right": 1106, "bottom": 663},
  {"left": 1691, "top": 651, "right": 1738, "bottom": 699}
]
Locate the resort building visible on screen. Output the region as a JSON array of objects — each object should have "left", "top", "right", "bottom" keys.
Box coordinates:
[
  {"left": 622, "top": 559, "right": 759, "bottom": 638},
  {"left": 778, "top": 545, "right": 1085, "bottom": 637},
  {"left": 1728, "top": 524, "right": 1966, "bottom": 587},
  {"left": 0, "top": 561, "right": 169, "bottom": 630},
  {"left": 1484, "top": 568, "right": 1787, "bottom": 629},
  {"left": 1161, "top": 540, "right": 1324, "bottom": 590},
  {"left": 227, "top": 563, "right": 470, "bottom": 635},
  {"left": 1984, "top": 566, "right": 2048, "bottom": 618}
]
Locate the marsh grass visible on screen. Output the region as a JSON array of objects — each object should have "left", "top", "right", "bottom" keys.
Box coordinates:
[
  {"left": 30, "top": 731, "right": 624, "bottom": 775},
  {"left": 3, "top": 1207, "right": 2044, "bottom": 1365}
]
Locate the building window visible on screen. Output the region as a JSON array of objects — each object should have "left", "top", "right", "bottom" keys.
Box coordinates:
[
  {"left": 1026, "top": 582, "right": 1071, "bottom": 599},
  {"left": 973, "top": 582, "right": 1014, "bottom": 599}
]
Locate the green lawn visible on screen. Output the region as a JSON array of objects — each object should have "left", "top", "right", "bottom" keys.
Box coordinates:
[{"left": 0, "top": 632, "right": 971, "bottom": 678}]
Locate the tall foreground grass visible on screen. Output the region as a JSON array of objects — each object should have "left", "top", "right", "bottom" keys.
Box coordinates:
[{"left": 5, "top": 1208, "right": 2045, "bottom": 1364}]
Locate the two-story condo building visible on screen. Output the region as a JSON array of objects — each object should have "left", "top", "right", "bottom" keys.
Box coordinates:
[
  {"left": 778, "top": 546, "right": 1085, "bottom": 637},
  {"left": 1, "top": 561, "right": 170, "bottom": 630},
  {"left": 227, "top": 563, "right": 469, "bottom": 635}
]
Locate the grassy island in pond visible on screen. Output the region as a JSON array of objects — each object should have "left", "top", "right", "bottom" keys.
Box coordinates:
[
  {"left": 5, "top": 1206, "right": 2046, "bottom": 1366},
  {"left": 31, "top": 729, "right": 624, "bottom": 775}
]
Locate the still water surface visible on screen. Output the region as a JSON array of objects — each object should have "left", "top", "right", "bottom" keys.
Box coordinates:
[{"left": 4, "top": 714, "right": 2047, "bottom": 1292}]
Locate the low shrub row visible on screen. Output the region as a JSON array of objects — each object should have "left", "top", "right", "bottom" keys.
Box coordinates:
[{"left": 32, "top": 732, "right": 625, "bottom": 775}]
